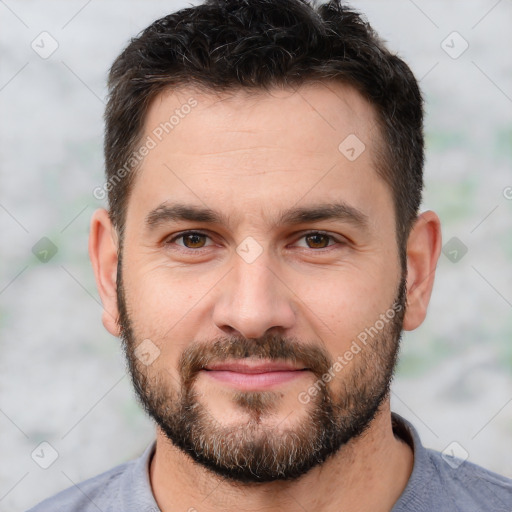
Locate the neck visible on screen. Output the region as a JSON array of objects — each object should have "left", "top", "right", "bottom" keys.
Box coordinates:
[{"left": 149, "top": 402, "right": 414, "bottom": 512}]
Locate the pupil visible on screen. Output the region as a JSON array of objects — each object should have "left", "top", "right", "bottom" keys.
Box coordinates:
[
  {"left": 186, "top": 234, "right": 204, "bottom": 248},
  {"left": 308, "top": 234, "right": 327, "bottom": 248}
]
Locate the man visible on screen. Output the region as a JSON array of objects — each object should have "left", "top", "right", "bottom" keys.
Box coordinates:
[{"left": 28, "top": 0, "right": 512, "bottom": 510}]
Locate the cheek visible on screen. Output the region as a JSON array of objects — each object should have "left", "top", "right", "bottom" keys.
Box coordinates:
[
  {"left": 293, "top": 264, "right": 399, "bottom": 353},
  {"left": 124, "top": 255, "right": 200, "bottom": 315},
  {"left": 121, "top": 260, "right": 218, "bottom": 361}
]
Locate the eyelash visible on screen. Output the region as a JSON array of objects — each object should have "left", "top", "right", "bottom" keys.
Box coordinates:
[{"left": 165, "top": 230, "right": 344, "bottom": 253}]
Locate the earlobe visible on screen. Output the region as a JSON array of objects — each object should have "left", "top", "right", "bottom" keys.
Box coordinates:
[
  {"left": 403, "top": 211, "right": 442, "bottom": 331},
  {"left": 88, "top": 208, "right": 121, "bottom": 337}
]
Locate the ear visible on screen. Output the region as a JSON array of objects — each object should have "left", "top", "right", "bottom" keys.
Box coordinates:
[
  {"left": 88, "top": 208, "right": 121, "bottom": 337},
  {"left": 403, "top": 210, "right": 442, "bottom": 331}
]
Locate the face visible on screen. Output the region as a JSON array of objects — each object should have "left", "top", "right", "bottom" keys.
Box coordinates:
[{"left": 116, "top": 83, "right": 406, "bottom": 482}]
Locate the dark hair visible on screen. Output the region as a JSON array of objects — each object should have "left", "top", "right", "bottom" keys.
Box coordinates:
[{"left": 104, "top": 0, "right": 424, "bottom": 265}]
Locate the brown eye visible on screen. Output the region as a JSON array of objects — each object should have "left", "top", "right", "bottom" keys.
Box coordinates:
[
  {"left": 167, "top": 231, "right": 212, "bottom": 250},
  {"left": 181, "top": 232, "right": 207, "bottom": 248},
  {"left": 304, "top": 233, "right": 333, "bottom": 249}
]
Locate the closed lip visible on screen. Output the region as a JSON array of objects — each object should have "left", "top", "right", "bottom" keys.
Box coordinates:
[{"left": 203, "top": 360, "right": 308, "bottom": 374}]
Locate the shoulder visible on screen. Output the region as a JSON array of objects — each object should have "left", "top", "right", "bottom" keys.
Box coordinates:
[
  {"left": 26, "top": 459, "right": 135, "bottom": 512},
  {"left": 426, "top": 448, "right": 512, "bottom": 511},
  {"left": 392, "top": 413, "right": 512, "bottom": 512}
]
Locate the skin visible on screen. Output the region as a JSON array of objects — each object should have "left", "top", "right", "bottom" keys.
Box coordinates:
[{"left": 89, "top": 82, "right": 442, "bottom": 511}]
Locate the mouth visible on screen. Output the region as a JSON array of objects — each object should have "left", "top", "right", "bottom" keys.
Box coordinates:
[{"left": 201, "top": 360, "right": 310, "bottom": 390}]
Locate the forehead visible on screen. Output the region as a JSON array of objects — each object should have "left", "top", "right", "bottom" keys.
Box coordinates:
[
  {"left": 126, "top": 82, "right": 391, "bottom": 232},
  {"left": 142, "top": 81, "right": 381, "bottom": 162}
]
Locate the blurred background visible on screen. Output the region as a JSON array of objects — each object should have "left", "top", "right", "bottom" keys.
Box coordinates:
[{"left": 0, "top": 0, "right": 511, "bottom": 509}]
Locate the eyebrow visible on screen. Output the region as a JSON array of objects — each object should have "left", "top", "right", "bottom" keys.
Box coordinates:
[{"left": 144, "top": 201, "right": 369, "bottom": 231}]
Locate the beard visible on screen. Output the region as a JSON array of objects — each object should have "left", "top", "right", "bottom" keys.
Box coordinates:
[{"left": 117, "top": 260, "right": 407, "bottom": 483}]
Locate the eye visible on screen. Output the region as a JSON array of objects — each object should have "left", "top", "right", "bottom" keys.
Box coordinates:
[
  {"left": 166, "top": 231, "right": 213, "bottom": 250},
  {"left": 294, "top": 231, "right": 341, "bottom": 250}
]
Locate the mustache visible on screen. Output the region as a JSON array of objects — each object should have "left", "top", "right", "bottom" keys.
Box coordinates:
[{"left": 179, "top": 334, "right": 333, "bottom": 386}]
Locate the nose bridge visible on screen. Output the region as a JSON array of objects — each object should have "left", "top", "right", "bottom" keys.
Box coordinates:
[
  {"left": 212, "top": 247, "right": 296, "bottom": 339},
  {"left": 235, "top": 252, "right": 277, "bottom": 306}
]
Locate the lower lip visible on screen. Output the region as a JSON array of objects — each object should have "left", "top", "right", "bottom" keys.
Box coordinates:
[{"left": 202, "top": 369, "right": 307, "bottom": 390}]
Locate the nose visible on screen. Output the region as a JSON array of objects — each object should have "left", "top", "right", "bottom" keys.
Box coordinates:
[{"left": 212, "top": 252, "right": 296, "bottom": 340}]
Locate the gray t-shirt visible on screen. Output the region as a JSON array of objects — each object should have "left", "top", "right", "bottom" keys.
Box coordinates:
[{"left": 27, "top": 413, "right": 512, "bottom": 511}]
